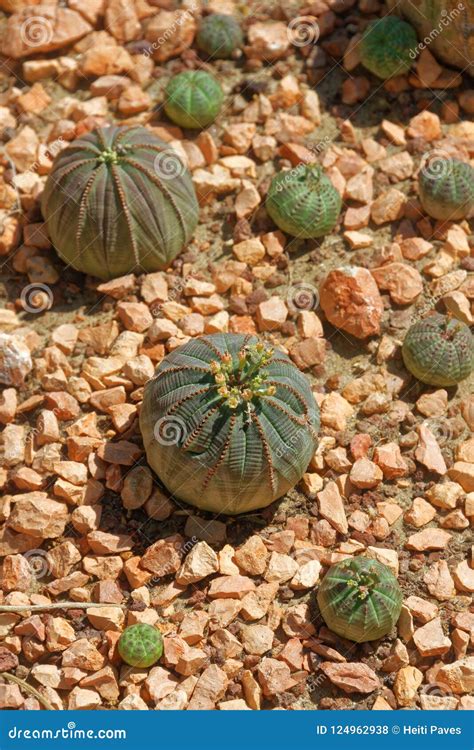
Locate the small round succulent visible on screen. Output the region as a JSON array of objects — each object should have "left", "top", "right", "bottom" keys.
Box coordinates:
[
  {"left": 317, "top": 557, "right": 403, "bottom": 643},
  {"left": 196, "top": 14, "right": 243, "bottom": 59},
  {"left": 360, "top": 16, "right": 418, "bottom": 79},
  {"left": 140, "top": 333, "right": 319, "bottom": 514},
  {"left": 266, "top": 164, "right": 342, "bottom": 239},
  {"left": 118, "top": 624, "right": 163, "bottom": 668},
  {"left": 164, "top": 71, "right": 224, "bottom": 129},
  {"left": 402, "top": 313, "right": 473, "bottom": 387},
  {"left": 418, "top": 157, "right": 474, "bottom": 221}
]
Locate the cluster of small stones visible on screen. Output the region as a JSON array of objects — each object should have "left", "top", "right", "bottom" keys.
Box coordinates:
[{"left": 0, "top": 0, "right": 473, "bottom": 714}]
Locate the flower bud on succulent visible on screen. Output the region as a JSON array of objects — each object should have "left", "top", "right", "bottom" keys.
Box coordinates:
[
  {"left": 418, "top": 157, "right": 474, "bottom": 221},
  {"left": 196, "top": 13, "right": 243, "bottom": 59},
  {"left": 266, "top": 164, "right": 341, "bottom": 239},
  {"left": 360, "top": 16, "right": 417, "bottom": 79},
  {"left": 164, "top": 70, "right": 224, "bottom": 129},
  {"left": 402, "top": 313, "right": 473, "bottom": 386}
]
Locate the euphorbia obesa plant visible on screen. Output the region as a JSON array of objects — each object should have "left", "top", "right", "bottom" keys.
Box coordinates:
[
  {"left": 42, "top": 126, "right": 199, "bottom": 280},
  {"left": 140, "top": 333, "right": 319, "bottom": 514},
  {"left": 317, "top": 557, "right": 403, "bottom": 642}
]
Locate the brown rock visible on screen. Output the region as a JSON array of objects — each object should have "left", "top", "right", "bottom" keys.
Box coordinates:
[
  {"left": 320, "top": 662, "right": 380, "bottom": 693},
  {"left": 413, "top": 617, "right": 451, "bottom": 657},
  {"left": 8, "top": 493, "right": 68, "bottom": 538},
  {"left": 406, "top": 528, "right": 451, "bottom": 552},
  {"left": 436, "top": 657, "right": 474, "bottom": 694},
  {"left": 234, "top": 536, "right": 269, "bottom": 576},
  {"left": 145, "top": 10, "right": 196, "bottom": 63},
  {"left": 320, "top": 267, "right": 383, "bottom": 338},
  {"left": 317, "top": 481, "right": 348, "bottom": 534},
  {"left": 1, "top": 6, "right": 92, "bottom": 59},
  {"left": 176, "top": 541, "right": 219, "bottom": 585},
  {"left": 371, "top": 263, "right": 423, "bottom": 305},
  {"left": 415, "top": 424, "right": 447, "bottom": 475},
  {"left": 187, "top": 664, "right": 228, "bottom": 710},
  {"left": 393, "top": 666, "right": 423, "bottom": 706},
  {"left": 257, "top": 657, "right": 295, "bottom": 696},
  {"left": 424, "top": 560, "right": 456, "bottom": 601}
]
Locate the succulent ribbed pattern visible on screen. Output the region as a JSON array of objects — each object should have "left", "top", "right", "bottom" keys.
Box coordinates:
[
  {"left": 164, "top": 71, "right": 224, "bottom": 129},
  {"left": 41, "top": 126, "right": 199, "bottom": 280},
  {"left": 402, "top": 313, "right": 474, "bottom": 386},
  {"left": 418, "top": 158, "right": 474, "bottom": 221},
  {"left": 317, "top": 558, "right": 403, "bottom": 643},
  {"left": 140, "top": 333, "right": 319, "bottom": 514},
  {"left": 197, "top": 14, "right": 243, "bottom": 59},
  {"left": 360, "top": 16, "right": 417, "bottom": 79},
  {"left": 266, "top": 164, "right": 342, "bottom": 239},
  {"left": 118, "top": 624, "right": 163, "bottom": 668}
]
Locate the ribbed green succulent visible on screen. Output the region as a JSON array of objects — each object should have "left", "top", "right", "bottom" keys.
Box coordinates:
[
  {"left": 317, "top": 557, "right": 403, "bottom": 643},
  {"left": 197, "top": 14, "right": 243, "bottom": 59},
  {"left": 402, "top": 313, "right": 473, "bottom": 386},
  {"left": 164, "top": 71, "right": 224, "bottom": 129},
  {"left": 266, "top": 164, "right": 342, "bottom": 239},
  {"left": 140, "top": 334, "right": 319, "bottom": 514},
  {"left": 118, "top": 624, "right": 163, "bottom": 668},
  {"left": 360, "top": 16, "right": 418, "bottom": 79},
  {"left": 41, "top": 126, "right": 198, "bottom": 281},
  {"left": 418, "top": 157, "right": 474, "bottom": 221}
]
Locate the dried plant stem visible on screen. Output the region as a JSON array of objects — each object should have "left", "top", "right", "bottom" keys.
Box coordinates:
[
  {"left": 1, "top": 672, "right": 55, "bottom": 711},
  {"left": 0, "top": 602, "right": 126, "bottom": 613}
]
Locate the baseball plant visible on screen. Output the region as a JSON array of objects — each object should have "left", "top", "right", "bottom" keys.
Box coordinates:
[
  {"left": 164, "top": 71, "right": 224, "bottom": 129},
  {"left": 360, "top": 16, "right": 417, "bottom": 79},
  {"left": 266, "top": 164, "right": 342, "bottom": 239},
  {"left": 418, "top": 157, "right": 474, "bottom": 221},
  {"left": 118, "top": 623, "right": 164, "bottom": 668},
  {"left": 140, "top": 333, "right": 320, "bottom": 514},
  {"left": 402, "top": 313, "right": 474, "bottom": 386},
  {"left": 196, "top": 14, "right": 243, "bottom": 58},
  {"left": 41, "top": 126, "right": 198, "bottom": 280},
  {"left": 317, "top": 557, "right": 403, "bottom": 642}
]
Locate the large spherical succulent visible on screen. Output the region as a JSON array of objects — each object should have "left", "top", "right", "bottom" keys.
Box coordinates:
[
  {"left": 402, "top": 313, "right": 473, "bottom": 387},
  {"left": 418, "top": 157, "right": 474, "bottom": 221},
  {"left": 196, "top": 14, "right": 243, "bottom": 59},
  {"left": 317, "top": 557, "right": 403, "bottom": 643},
  {"left": 164, "top": 71, "right": 224, "bottom": 129},
  {"left": 41, "top": 126, "right": 198, "bottom": 281},
  {"left": 266, "top": 164, "right": 342, "bottom": 239},
  {"left": 360, "top": 16, "right": 418, "bottom": 79},
  {"left": 118, "top": 624, "right": 163, "bottom": 668},
  {"left": 140, "top": 334, "right": 319, "bottom": 515}
]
